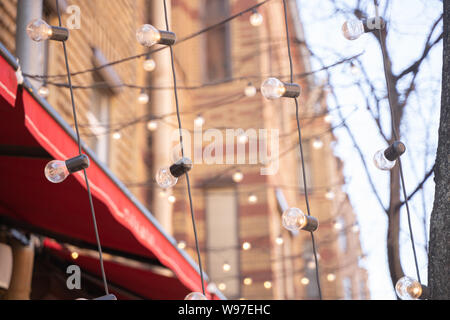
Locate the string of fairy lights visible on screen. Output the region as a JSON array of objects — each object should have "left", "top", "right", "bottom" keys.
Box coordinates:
[{"left": 21, "top": 0, "right": 427, "bottom": 300}]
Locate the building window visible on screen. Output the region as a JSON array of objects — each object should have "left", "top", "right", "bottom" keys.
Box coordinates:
[
  {"left": 86, "top": 82, "right": 111, "bottom": 165},
  {"left": 297, "top": 144, "right": 313, "bottom": 193},
  {"left": 337, "top": 217, "right": 347, "bottom": 252},
  {"left": 203, "top": 0, "right": 231, "bottom": 82},
  {"left": 343, "top": 277, "right": 352, "bottom": 300},
  {"left": 205, "top": 187, "right": 240, "bottom": 298}
]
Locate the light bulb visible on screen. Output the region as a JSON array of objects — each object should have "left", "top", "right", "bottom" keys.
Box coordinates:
[
  {"left": 71, "top": 252, "right": 79, "bottom": 260},
  {"left": 261, "top": 77, "right": 286, "bottom": 100},
  {"left": 156, "top": 167, "right": 178, "bottom": 188},
  {"left": 136, "top": 24, "right": 161, "bottom": 47},
  {"left": 301, "top": 277, "right": 310, "bottom": 285},
  {"left": 307, "top": 260, "right": 316, "bottom": 269},
  {"left": 263, "top": 281, "right": 272, "bottom": 289},
  {"left": 168, "top": 195, "right": 176, "bottom": 203},
  {"left": 112, "top": 131, "right": 122, "bottom": 140},
  {"left": 194, "top": 115, "right": 205, "bottom": 127},
  {"left": 333, "top": 220, "right": 343, "bottom": 230},
  {"left": 374, "top": 141, "right": 406, "bottom": 170},
  {"left": 250, "top": 11, "right": 263, "bottom": 27},
  {"left": 327, "top": 273, "right": 336, "bottom": 282},
  {"left": 244, "top": 83, "right": 257, "bottom": 97},
  {"left": 138, "top": 91, "right": 149, "bottom": 104},
  {"left": 177, "top": 241, "right": 186, "bottom": 249},
  {"left": 395, "top": 276, "right": 423, "bottom": 300},
  {"left": 185, "top": 292, "right": 207, "bottom": 300},
  {"left": 352, "top": 224, "right": 360, "bottom": 233},
  {"left": 143, "top": 57, "right": 156, "bottom": 72},
  {"left": 218, "top": 283, "right": 227, "bottom": 291},
  {"left": 232, "top": 171, "right": 244, "bottom": 183},
  {"left": 342, "top": 19, "right": 365, "bottom": 40},
  {"left": 26, "top": 19, "right": 53, "bottom": 42},
  {"left": 248, "top": 194, "right": 258, "bottom": 204},
  {"left": 45, "top": 160, "right": 70, "bottom": 183},
  {"left": 312, "top": 138, "right": 324, "bottom": 150},
  {"left": 275, "top": 236, "right": 284, "bottom": 245},
  {"left": 238, "top": 134, "right": 248, "bottom": 144},
  {"left": 324, "top": 114, "right": 332, "bottom": 123},
  {"left": 243, "top": 277, "right": 253, "bottom": 286},
  {"left": 282, "top": 208, "right": 307, "bottom": 231},
  {"left": 242, "top": 242, "right": 251, "bottom": 250},
  {"left": 147, "top": 120, "right": 158, "bottom": 131},
  {"left": 38, "top": 86, "right": 49, "bottom": 98},
  {"left": 222, "top": 263, "right": 231, "bottom": 272},
  {"left": 325, "top": 189, "right": 335, "bottom": 200}
]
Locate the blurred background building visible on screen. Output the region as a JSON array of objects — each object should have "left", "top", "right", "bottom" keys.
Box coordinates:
[{"left": 0, "top": 0, "right": 368, "bottom": 299}]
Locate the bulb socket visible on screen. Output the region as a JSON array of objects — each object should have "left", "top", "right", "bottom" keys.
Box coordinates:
[
  {"left": 302, "top": 216, "right": 319, "bottom": 232},
  {"left": 282, "top": 82, "right": 301, "bottom": 98},
  {"left": 50, "top": 26, "right": 69, "bottom": 41},
  {"left": 362, "top": 17, "right": 386, "bottom": 33},
  {"left": 65, "top": 154, "right": 90, "bottom": 174},
  {"left": 158, "top": 31, "right": 176, "bottom": 46},
  {"left": 169, "top": 157, "right": 193, "bottom": 178},
  {"left": 384, "top": 141, "right": 406, "bottom": 161}
]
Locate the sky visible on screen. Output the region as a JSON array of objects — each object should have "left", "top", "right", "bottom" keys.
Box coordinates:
[{"left": 296, "top": 0, "right": 443, "bottom": 299}]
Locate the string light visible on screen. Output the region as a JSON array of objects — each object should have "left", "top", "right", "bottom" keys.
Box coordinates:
[
  {"left": 312, "top": 138, "right": 324, "bottom": 150},
  {"left": 242, "top": 242, "right": 251, "bottom": 250},
  {"left": 177, "top": 241, "right": 186, "bottom": 249},
  {"left": 324, "top": 114, "right": 333, "bottom": 123},
  {"left": 263, "top": 281, "right": 272, "bottom": 289},
  {"left": 156, "top": 157, "right": 192, "bottom": 188},
  {"left": 249, "top": 9, "right": 263, "bottom": 27},
  {"left": 243, "top": 277, "right": 253, "bottom": 286},
  {"left": 238, "top": 134, "right": 249, "bottom": 144},
  {"left": 325, "top": 189, "right": 335, "bottom": 200},
  {"left": 26, "top": 18, "right": 69, "bottom": 42},
  {"left": 218, "top": 283, "right": 227, "bottom": 291},
  {"left": 71, "top": 251, "right": 79, "bottom": 260},
  {"left": 184, "top": 292, "right": 207, "bottom": 300},
  {"left": 261, "top": 77, "right": 300, "bottom": 100},
  {"left": 395, "top": 276, "right": 427, "bottom": 300},
  {"left": 244, "top": 82, "right": 257, "bottom": 97},
  {"left": 248, "top": 194, "right": 258, "bottom": 204},
  {"left": 333, "top": 220, "right": 343, "bottom": 231},
  {"left": 232, "top": 170, "right": 244, "bottom": 183},
  {"left": 112, "top": 131, "right": 122, "bottom": 140},
  {"left": 281, "top": 208, "right": 318, "bottom": 232},
  {"left": 275, "top": 235, "right": 284, "bottom": 245},
  {"left": 307, "top": 260, "right": 316, "bottom": 270},
  {"left": 222, "top": 262, "right": 231, "bottom": 272},
  {"left": 137, "top": 89, "right": 150, "bottom": 105},
  {"left": 143, "top": 54, "right": 156, "bottom": 72},
  {"left": 326, "top": 273, "right": 336, "bottom": 282},
  {"left": 341, "top": 17, "right": 385, "bottom": 40},
  {"left": 352, "top": 224, "right": 360, "bottom": 233},
  {"left": 194, "top": 114, "right": 205, "bottom": 127},
  {"left": 373, "top": 141, "right": 406, "bottom": 170},
  {"left": 136, "top": 24, "right": 176, "bottom": 47},
  {"left": 301, "top": 277, "right": 310, "bottom": 285},
  {"left": 38, "top": 85, "right": 50, "bottom": 98},
  {"left": 44, "top": 155, "right": 90, "bottom": 183},
  {"left": 147, "top": 120, "right": 158, "bottom": 131},
  {"left": 168, "top": 195, "right": 176, "bottom": 203}
]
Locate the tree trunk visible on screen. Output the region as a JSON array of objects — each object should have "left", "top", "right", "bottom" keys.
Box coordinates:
[{"left": 428, "top": 0, "right": 450, "bottom": 300}]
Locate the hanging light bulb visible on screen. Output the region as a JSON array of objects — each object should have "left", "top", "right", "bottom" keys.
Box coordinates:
[
  {"left": 222, "top": 262, "right": 231, "bottom": 272},
  {"left": 261, "top": 77, "right": 300, "bottom": 100},
  {"left": 71, "top": 252, "right": 79, "bottom": 260},
  {"left": 333, "top": 220, "right": 343, "bottom": 231},
  {"left": 242, "top": 242, "right": 251, "bottom": 250},
  {"left": 325, "top": 189, "right": 335, "bottom": 200},
  {"left": 44, "top": 155, "right": 89, "bottom": 183},
  {"left": 282, "top": 208, "right": 318, "bottom": 232},
  {"left": 136, "top": 24, "right": 176, "bottom": 47},
  {"left": 184, "top": 292, "right": 207, "bottom": 300},
  {"left": 137, "top": 89, "right": 149, "bottom": 105},
  {"left": 244, "top": 82, "right": 257, "bottom": 97},
  {"left": 232, "top": 170, "right": 244, "bottom": 183},
  {"left": 395, "top": 276, "right": 426, "bottom": 300},
  {"left": 38, "top": 85, "right": 49, "bottom": 98},
  {"left": 168, "top": 195, "right": 176, "bottom": 203},
  {"left": 177, "top": 241, "right": 186, "bottom": 249},
  {"left": 249, "top": 9, "right": 263, "bottom": 27},
  {"left": 307, "top": 260, "right": 316, "bottom": 270},
  {"left": 112, "top": 131, "right": 122, "bottom": 140},
  {"left": 143, "top": 54, "right": 156, "bottom": 72},
  {"left": 238, "top": 134, "right": 248, "bottom": 144},
  {"left": 263, "top": 281, "right": 272, "bottom": 289},
  {"left": 342, "top": 17, "right": 385, "bottom": 40},
  {"left": 194, "top": 114, "right": 205, "bottom": 127},
  {"left": 156, "top": 157, "right": 193, "bottom": 188},
  {"left": 248, "top": 194, "right": 258, "bottom": 204},
  {"left": 218, "top": 283, "right": 227, "bottom": 291},
  {"left": 324, "top": 114, "right": 332, "bottom": 123},
  {"left": 147, "top": 120, "right": 158, "bottom": 131},
  {"left": 275, "top": 235, "right": 284, "bottom": 245},
  {"left": 26, "top": 18, "right": 69, "bottom": 42},
  {"left": 312, "top": 138, "right": 324, "bottom": 150},
  {"left": 301, "top": 277, "right": 310, "bottom": 285},
  {"left": 243, "top": 277, "right": 253, "bottom": 286},
  {"left": 327, "top": 273, "right": 336, "bottom": 282},
  {"left": 373, "top": 141, "right": 406, "bottom": 170}
]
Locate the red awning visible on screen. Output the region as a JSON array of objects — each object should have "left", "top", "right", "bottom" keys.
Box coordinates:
[{"left": 0, "top": 43, "right": 221, "bottom": 300}]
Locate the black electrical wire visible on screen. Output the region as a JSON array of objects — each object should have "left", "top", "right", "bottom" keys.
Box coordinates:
[
  {"left": 282, "top": 0, "right": 322, "bottom": 299},
  {"left": 373, "top": 0, "right": 421, "bottom": 284},
  {"left": 162, "top": 0, "right": 206, "bottom": 296},
  {"left": 55, "top": 0, "right": 109, "bottom": 296}
]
